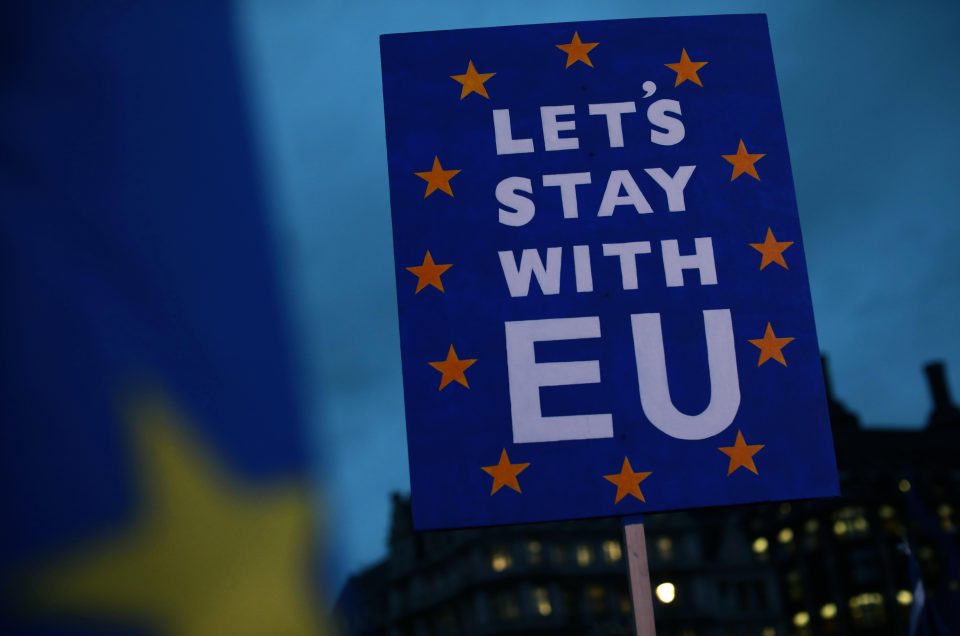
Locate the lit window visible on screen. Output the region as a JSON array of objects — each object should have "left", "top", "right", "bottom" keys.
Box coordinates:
[
  {"left": 849, "top": 592, "right": 885, "bottom": 627},
  {"left": 804, "top": 519, "right": 819, "bottom": 533},
  {"left": 833, "top": 507, "right": 869, "bottom": 537},
  {"left": 532, "top": 586, "right": 552, "bottom": 616},
  {"left": 938, "top": 504, "right": 953, "bottom": 518},
  {"left": 527, "top": 540, "right": 543, "bottom": 565},
  {"left": 657, "top": 536, "right": 674, "bottom": 561},
  {"left": 762, "top": 628, "right": 776, "bottom": 636},
  {"left": 849, "top": 592, "right": 883, "bottom": 608},
  {"left": 602, "top": 539, "right": 622, "bottom": 563},
  {"left": 576, "top": 544, "right": 594, "bottom": 567},
  {"left": 879, "top": 505, "right": 896, "bottom": 519},
  {"left": 655, "top": 582, "right": 676, "bottom": 604},
  {"left": 752, "top": 537, "right": 769, "bottom": 554},
  {"left": 896, "top": 589, "right": 913, "bottom": 605},
  {"left": 899, "top": 479, "right": 911, "bottom": 493},
  {"left": 820, "top": 603, "right": 837, "bottom": 619},
  {"left": 778, "top": 528, "right": 794, "bottom": 544},
  {"left": 793, "top": 611, "right": 810, "bottom": 627},
  {"left": 619, "top": 593, "right": 632, "bottom": 615},
  {"left": 491, "top": 547, "right": 512, "bottom": 572}
]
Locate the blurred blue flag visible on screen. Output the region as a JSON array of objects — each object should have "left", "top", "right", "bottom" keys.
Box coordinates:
[
  {"left": 0, "top": 2, "right": 329, "bottom": 634},
  {"left": 904, "top": 544, "right": 953, "bottom": 636},
  {"left": 904, "top": 490, "right": 960, "bottom": 635}
]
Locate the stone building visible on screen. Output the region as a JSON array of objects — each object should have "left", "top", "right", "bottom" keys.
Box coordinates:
[{"left": 337, "top": 361, "right": 960, "bottom": 635}]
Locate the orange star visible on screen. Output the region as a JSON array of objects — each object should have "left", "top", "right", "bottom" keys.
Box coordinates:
[
  {"left": 428, "top": 345, "right": 477, "bottom": 390},
  {"left": 722, "top": 140, "right": 766, "bottom": 181},
  {"left": 414, "top": 156, "right": 461, "bottom": 198},
  {"left": 450, "top": 60, "right": 495, "bottom": 99},
  {"left": 748, "top": 323, "right": 795, "bottom": 367},
  {"left": 719, "top": 430, "right": 765, "bottom": 475},
  {"left": 603, "top": 458, "right": 652, "bottom": 504},
  {"left": 556, "top": 32, "right": 598, "bottom": 68},
  {"left": 750, "top": 228, "right": 794, "bottom": 270},
  {"left": 665, "top": 48, "right": 708, "bottom": 87},
  {"left": 481, "top": 449, "right": 530, "bottom": 494},
  {"left": 405, "top": 250, "right": 452, "bottom": 293}
]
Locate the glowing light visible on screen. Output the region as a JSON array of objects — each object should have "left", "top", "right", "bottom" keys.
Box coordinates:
[
  {"left": 820, "top": 603, "right": 837, "bottom": 619},
  {"left": 849, "top": 592, "right": 883, "bottom": 608},
  {"left": 602, "top": 540, "right": 622, "bottom": 563},
  {"left": 793, "top": 611, "right": 810, "bottom": 627},
  {"left": 576, "top": 544, "right": 594, "bottom": 567},
  {"left": 491, "top": 548, "right": 512, "bottom": 572},
  {"left": 879, "top": 505, "right": 895, "bottom": 519},
  {"left": 533, "top": 586, "right": 552, "bottom": 616},
  {"left": 833, "top": 520, "right": 848, "bottom": 536},
  {"left": 899, "top": 479, "right": 911, "bottom": 493},
  {"left": 778, "top": 528, "right": 794, "bottom": 544},
  {"left": 657, "top": 536, "right": 674, "bottom": 560},
  {"left": 752, "top": 537, "right": 769, "bottom": 554},
  {"left": 896, "top": 590, "right": 913, "bottom": 606},
  {"left": 655, "top": 582, "right": 676, "bottom": 604}
]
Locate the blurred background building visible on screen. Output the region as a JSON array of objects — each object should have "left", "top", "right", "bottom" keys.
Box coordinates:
[{"left": 336, "top": 360, "right": 960, "bottom": 636}]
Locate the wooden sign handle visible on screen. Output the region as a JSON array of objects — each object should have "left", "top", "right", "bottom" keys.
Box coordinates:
[{"left": 623, "top": 516, "right": 657, "bottom": 636}]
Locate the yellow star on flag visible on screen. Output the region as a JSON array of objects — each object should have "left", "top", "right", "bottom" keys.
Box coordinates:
[
  {"left": 27, "top": 392, "right": 331, "bottom": 636},
  {"left": 748, "top": 322, "right": 795, "bottom": 367},
  {"left": 406, "top": 250, "right": 452, "bottom": 293},
  {"left": 722, "top": 139, "right": 766, "bottom": 181},
  {"left": 415, "top": 156, "right": 461, "bottom": 198},
  {"left": 750, "top": 228, "right": 794, "bottom": 270},
  {"left": 450, "top": 60, "right": 495, "bottom": 99},
  {"left": 428, "top": 344, "right": 477, "bottom": 390},
  {"left": 665, "top": 48, "right": 708, "bottom": 87},
  {"left": 556, "top": 32, "right": 598, "bottom": 68},
  {"left": 481, "top": 449, "right": 530, "bottom": 495},
  {"left": 719, "top": 430, "right": 765, "bottom": 476},
  {"left": 603, "top": 458, "right": 652, "bottom": 504}
]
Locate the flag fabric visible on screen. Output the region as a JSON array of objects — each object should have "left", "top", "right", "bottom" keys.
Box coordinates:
[
  {"left": 0, "top": 3, "right": 329, "bottom": 634},
  {"left": 904, "top": 490, "right": 960, "bottom": 635},
  {"left": 903, "top": 543, "right": 953, "bottom": 636},
  {"left": 380, "top": 14, "right": 839, "bottom": 530}
]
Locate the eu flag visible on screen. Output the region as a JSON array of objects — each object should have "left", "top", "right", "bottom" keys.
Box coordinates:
[{"left": 0, "top": 3, "right": 330, "bottom": 634}]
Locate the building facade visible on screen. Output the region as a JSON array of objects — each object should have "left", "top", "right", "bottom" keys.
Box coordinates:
[{"left": 337, "top": 362, "right": 960, "bottom": 636}]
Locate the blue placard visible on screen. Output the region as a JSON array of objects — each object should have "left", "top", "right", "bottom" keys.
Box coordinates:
[{"left": 380, "top": 14, "right": 839, "bottom": 530}]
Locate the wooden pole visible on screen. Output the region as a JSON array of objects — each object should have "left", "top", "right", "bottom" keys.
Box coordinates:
[{"left": 623, "top": 515, "right": 657, "bottom": 636}]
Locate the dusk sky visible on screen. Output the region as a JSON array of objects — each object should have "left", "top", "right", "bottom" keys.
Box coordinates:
[{"left": 236, "top": 0, "right": 960, "bottom": 590}]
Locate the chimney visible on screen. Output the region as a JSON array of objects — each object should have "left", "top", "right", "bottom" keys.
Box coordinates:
[
  {"left": 925, "top": 362, "right": 960, "bottom": 428},
  {"left": 821, "top": 355, "right": 859, "bottom": 430}
]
